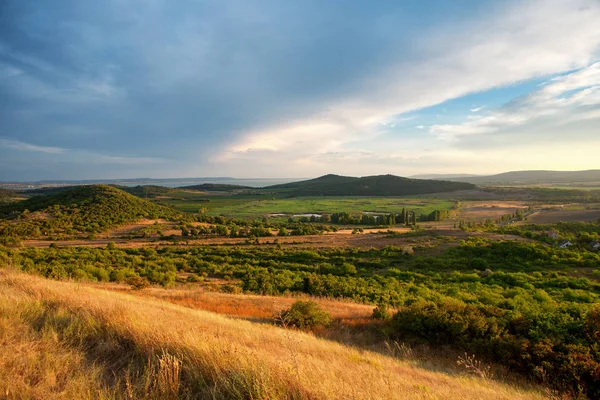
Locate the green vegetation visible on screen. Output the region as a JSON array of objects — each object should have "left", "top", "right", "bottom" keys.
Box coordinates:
[
  {"left": 0, "top": 185, "right": 181, "bottom": 243},
  {"left": 277, "top": 300, "right": 331, "bottom": 330},
  {"left": 165, "top": 195, "right": 454, "bottom": 220},
  {"left": 3, "top": 229, "right": 600, "bottom": 396},
  {"left": 265, "top": 174, "right": 475, "bottom": 196},
  {"left": 119, "top": 185, "right": 176, "bottom": 198},
  {"left": 3, "top": 178, "right": 600, "bottom": 397}
]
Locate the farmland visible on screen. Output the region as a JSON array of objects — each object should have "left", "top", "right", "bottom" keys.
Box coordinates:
[{"left": 168, "top": 195, "right": 456, "bottom": 219}]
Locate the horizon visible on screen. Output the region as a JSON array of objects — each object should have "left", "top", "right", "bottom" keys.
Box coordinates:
[
  {"left": 1, "top": 0, "right": 600, "bottom": 180},
  {"left": 2, "top": 168, "right": 600, "bottom": 187}
]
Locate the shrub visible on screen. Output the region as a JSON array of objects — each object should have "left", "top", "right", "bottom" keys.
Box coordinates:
[
  {"left": 127, "top": 276, "right": 150, "bottom": 290},
  {"left": 277, "top": 300, "right": 331, "bottom": 330},
  {"left": 372, "top": 303, "right": 391, "bottom": 320}
]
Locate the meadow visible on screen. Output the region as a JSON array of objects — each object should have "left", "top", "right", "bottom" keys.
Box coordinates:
[{"left": 161, "top": 192, "right": 455, "bottom": 219}]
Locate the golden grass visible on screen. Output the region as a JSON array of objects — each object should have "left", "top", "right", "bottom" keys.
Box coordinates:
[
  {"left": 107, "top": 285, "right": 375, "bottom": 321},
  {"left": 0, "top": 269, "right": 546, "bottom": 399}
]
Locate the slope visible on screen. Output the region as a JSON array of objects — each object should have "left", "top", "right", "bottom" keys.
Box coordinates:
[
  {"left": 265, "top": 174, "right": 475, "bottom": 196},
  {"left": 448, "top": 169, "right": 600, "bottom": 185},
  {"left": 0, "top": 268, "right": 544, "bottom": 400},
  {"left": 0, "top": 185, "right": 180, "bottom": 242}
]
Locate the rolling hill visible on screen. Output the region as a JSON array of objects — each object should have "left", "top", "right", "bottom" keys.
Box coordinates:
[
  {"left": 0, "top": 185, "right": 181, "bottom": 242},
  {"left": 448, "top": 169, "right": 600, "bottom": 185},
  {"left": 179, "top": 183, "right": 254, "bottom": 192},
  {"left": 264, "top": 174, "right": 475, "bottom": 196},
  {"left": 0, "top": 268, "right": 545, "bottom": 400}
]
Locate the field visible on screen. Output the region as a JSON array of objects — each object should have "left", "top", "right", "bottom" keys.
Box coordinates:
[
  {"left": 524, "top": 208, "right": 600, "bottom": 224},
  {"left": 160, "top": 193, "right": 455, "bottom": 219}
]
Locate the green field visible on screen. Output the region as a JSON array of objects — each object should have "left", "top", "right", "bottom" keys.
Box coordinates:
[{"left": 161, "top": 193, "right": 455, "bottom": 218}]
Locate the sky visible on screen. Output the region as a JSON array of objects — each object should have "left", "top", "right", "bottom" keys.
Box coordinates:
[{"left": 1, "top": 0, "right": 600, "bottom": 181}]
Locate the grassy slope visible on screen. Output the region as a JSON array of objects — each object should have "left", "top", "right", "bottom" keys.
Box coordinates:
[{"left": 0, "top": 269, "right": 544, "bottom": 400}]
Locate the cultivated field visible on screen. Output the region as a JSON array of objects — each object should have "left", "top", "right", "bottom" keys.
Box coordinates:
[
  {"left": 162, "top": 194, "right": 455, "bottom": 219},
  {"left": 524, "top": 208, "right": 600, "bottom": 224}
]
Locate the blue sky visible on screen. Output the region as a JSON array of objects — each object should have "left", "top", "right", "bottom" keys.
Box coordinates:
[{"left": 1, "top": 0, "right": 599, "bottom": 181}]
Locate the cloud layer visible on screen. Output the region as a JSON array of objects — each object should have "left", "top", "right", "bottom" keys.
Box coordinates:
[{"left": 1, "top": 0, "right": 599, "bottom": 180}]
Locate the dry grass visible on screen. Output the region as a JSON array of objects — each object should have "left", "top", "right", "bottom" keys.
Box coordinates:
[
  {"left": 0, "top": 269, "right": 546, "bottom": 399},
  {"left": 108, "top": 285, "right": 375, "bottom": 321}
]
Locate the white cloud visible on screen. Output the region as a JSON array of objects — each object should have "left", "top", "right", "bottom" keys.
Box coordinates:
[
  {"left": 217, "top": 0, "right": 600, "bottom": 175},
  {"left": 430, "top": 62, "right": 600, "bottom": 141},
  {"left": 0, "top": 138, "right": 67, "bottom": 154}
]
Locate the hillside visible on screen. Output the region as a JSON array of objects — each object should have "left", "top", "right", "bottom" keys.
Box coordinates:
[
  {"left": 265, "top": 174, "right": 475, "bottom": 196},
  {"left": 179, "top": 183, "right": 254, "bottom": 192},
  {"left": 0, "top": 268, "right": 544, "bottom": 400},
  {"left": 0, "top": 185, "right": 180, "bottom": 242},
  {"left": 449, "top": 169, "right": 600, "bottom": 185},
  {"left": 0, "top": 188, "right": 21, "bottom": 204},
  {"left": 119, "top": 184, "right": 176, "bottom": 198}
]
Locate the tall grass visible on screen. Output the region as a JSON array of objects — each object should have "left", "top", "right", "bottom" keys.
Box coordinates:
[{"left": 0, "top": 269, "right": 545, "bottom": 399}]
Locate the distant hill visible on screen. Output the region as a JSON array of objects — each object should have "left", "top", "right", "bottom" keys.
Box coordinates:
[
  {"left": 179, "top": 183, "right": 254, "bottom": 192},
  {"left": 410, "top": 173, "right": 480, "bottom": 179},
  {"left": 0, "top": 185, "right": 180, "bottom": 241},
  {"left": 0, "top": 188, "right": 20, "bottom": 203},
  {"left": 264, "top": 174, "right": 475, "bottom": 196},
  {"left": 447, "top": 170, "right": 600, "bottom": 185}
]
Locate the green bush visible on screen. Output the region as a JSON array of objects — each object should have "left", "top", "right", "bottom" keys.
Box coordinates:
[
  {"left": 372, "top": 303, "right": 391, "bottom": 320},
  {"left": 278, "top": 300, "right": 331, "bottom": 330}
]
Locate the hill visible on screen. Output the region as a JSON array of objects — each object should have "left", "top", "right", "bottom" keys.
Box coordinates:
[
  {"left": 264, "top": 174, "right": 475, "bottom": 196},
  {"left": 179, "top": 183, "right": 254, "bottom": 192},
  {"left": 0, "top": 268, "right": 544, "bottom": 400},
  {"left": 0, "top": 188, "right": 21, "bottom": 204},
  {"left": 448, "top": 169, "right": 600, "bottom": 185},
  {"left": 119, "top": 184, "right": 176, "bottom": 198},
  {"left": 0, "top": 185, "right": 180, "bottom": 242},
  {"left": 410, "top": 173, "right": 480, "bottom": 179}
]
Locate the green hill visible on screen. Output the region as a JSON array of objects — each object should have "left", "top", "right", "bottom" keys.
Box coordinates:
[
  {"left": 0, "top": 185, "right": 181, "bottom": 243},
  {"left": 179, "top": 183, "right": 254, "bottom": 192},
  {"left": 265, "top": 174, "right": 475, "bottom": 196}
]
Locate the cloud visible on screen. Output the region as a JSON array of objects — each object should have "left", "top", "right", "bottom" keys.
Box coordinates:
[
  {"left": 0, "top": 138, "right": 66, "bottom": 154},
  {"left": 218, "top": 0, "right": 600, "bottom": 173},
  {"left": 429, "top": 62, "right": 600, "bottom": 142},
  {"left": 1, "top": 0, "right": 600, "bottom": 179}
]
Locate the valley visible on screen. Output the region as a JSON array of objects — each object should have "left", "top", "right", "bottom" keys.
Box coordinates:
[{"left": 1, "top": 173, "right": 600, "bottom": 399}]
